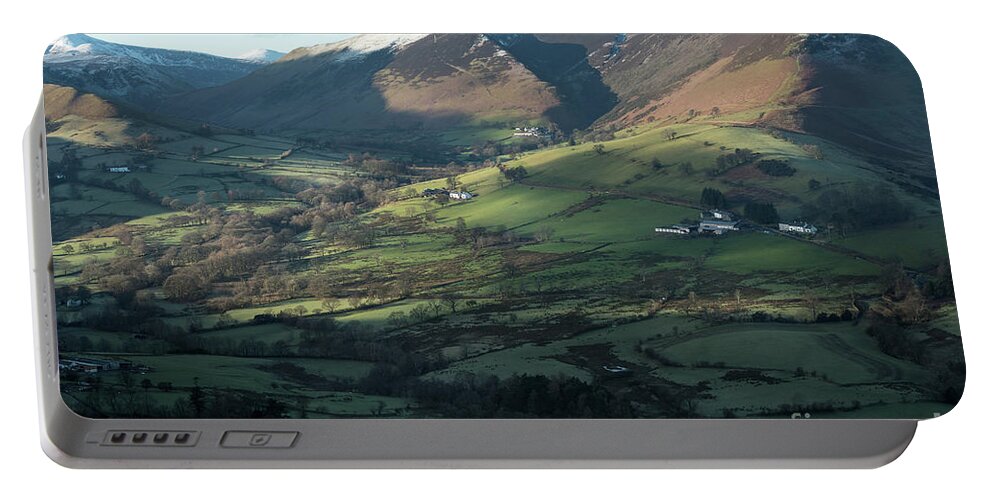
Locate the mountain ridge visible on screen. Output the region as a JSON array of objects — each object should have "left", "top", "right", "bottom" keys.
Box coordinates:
[
  {"left": 44, "top": 34, "right": 931, "bottom": 163},
  {"left": 44, "top": 34, "right": 272, "bottom": 106}
]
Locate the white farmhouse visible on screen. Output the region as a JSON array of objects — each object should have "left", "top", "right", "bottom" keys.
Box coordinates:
[
  {"left": 778, "top": 221, "right": 818, "bottom": 235},
  {"left": 703, "top": 209, "right": 735, "bottom": 220},
  {"left": 449, "top": 191, "right": 474, "bottom": 200},
  {"left": 513, "top": 126, "right": 550, "bottom": 138}
]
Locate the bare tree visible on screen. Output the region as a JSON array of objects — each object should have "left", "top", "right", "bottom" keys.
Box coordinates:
[
  {"left": 801, "top": 289, "right": 820, "bottom": 321},
  {"left": 441, "top": 293, "right": 459, "bottom": 314},
  {"left": 685, "top": 291, "right": 698, "bottom": 313},
  {"left": 347, "top": 295, "right": 363, "bottom": 310}
]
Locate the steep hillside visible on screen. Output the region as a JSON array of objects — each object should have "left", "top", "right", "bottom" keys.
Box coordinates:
[
  {"left": 786, "top": 35, "right": 934, "bottom": 171},
  {"left": 373, "top": 34, "right": 561, "bottom": 127},
  {"left": 43, "top": 83, "right": 120, "bottom": 121},
  {"left": 575, "top": 34, "right": 933, "bottom": 182},
  {"left": 159, "top": 34, "right": 800, "bottom": 133},
  {"left": 489, "top": 34, "right": 618, "bottom": 131},
  {"left": 165, "top": 34, "right": 563, "bottom": 131},
  {"left": 573, "top": 34, "right": 801, "bottom": 126}
]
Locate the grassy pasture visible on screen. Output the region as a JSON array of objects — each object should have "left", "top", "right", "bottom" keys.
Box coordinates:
[
  {"left": 432, "top": 184, "right": 589, "bottom": 229},
  {"left": 659, "top": 322, "right": 929, "bottom": 384},
  {"left": 510, "top": 124, "right": 892, "bottom": 214},
  {"left": 439, "top": 126, "right": 514, "bottom": 145},
  {"left": 427, "top": 344, "right": 594, "bottom": 383},
  {"left": 520, "top": 198, "right": 698, "bottom": 243},
  {"left": 212, "top": 134, "right": 296, "bottom": 149},
  {"left": 830, "top": 216, "right": 949, "bottom": 269},
  {"left": 155, "top": 136, "right": 236, "bottom": 155},
  {"left": 705, "top": 232, "right": 880, "bottom": 276},
  {"left": 196, "top": 323, "right": 304, "bottom": 346}
]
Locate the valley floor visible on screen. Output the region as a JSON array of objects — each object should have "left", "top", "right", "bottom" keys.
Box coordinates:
[{"left": 49, "top": 118, "right": 964, "bottom": 419}]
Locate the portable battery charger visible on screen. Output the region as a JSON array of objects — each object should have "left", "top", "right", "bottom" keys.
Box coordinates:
[{"left": 25, "top": 33, "right": 963, "bottom": 468}]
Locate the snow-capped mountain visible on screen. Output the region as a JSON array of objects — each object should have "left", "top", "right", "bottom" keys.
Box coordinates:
[
  {"left": 44, "top": 34, "right": 267, "bottom": 105},
  {"left": 237, "top": 48, "right": 286, "bottom": 64},
  {"left": 283, "top": 33, "right": 428, "bottom": 62}
]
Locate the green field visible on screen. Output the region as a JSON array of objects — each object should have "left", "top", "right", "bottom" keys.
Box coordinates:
[{"left": 50, "top": 105, "right": 963, "bottom": 420}]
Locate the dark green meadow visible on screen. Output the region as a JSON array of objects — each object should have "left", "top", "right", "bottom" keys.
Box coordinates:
[{"left": 49, "top": 115, "right": 963, "bottom": 419}]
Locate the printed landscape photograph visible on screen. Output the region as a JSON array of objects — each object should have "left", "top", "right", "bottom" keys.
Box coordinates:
[{"left": 43, "top": 33, "right": 965, "bottom": 419}]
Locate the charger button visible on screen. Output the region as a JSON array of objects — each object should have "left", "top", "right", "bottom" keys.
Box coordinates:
[{"left": 220, "top": 431, "right": 298, "bottom": 448}]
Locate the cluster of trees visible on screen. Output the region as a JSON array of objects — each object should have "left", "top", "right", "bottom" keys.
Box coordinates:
[
  {"left": 743, "top": 202, "right": 779, "bottom": 224},
  {"left": 923, "top": 261, "right": 955, "bottom": 300},
  {"left": 70, "top": 355, "right": 694, "bottom": 419},
  {"left": 289, "top": 178, "right": 406, "bottom": 243},
  {"left": 293, "top": 318, "right": 442, "bottom": 374},
  {"left": 756, "top": 159, "right": 796, "bottom": 177},
  {"left": 76, "top": 199, "right": 311, "bottom": 310},
  {"left": 387, "top": 302, "right": 452, "bottom": 329},
  {"left": 802, "top": 185, "right": 911, "bottom": 235},
  {"left": 878, "top": 258, "right": 956, "bottom": 327},
  {"left": 452, "top": 217, "right": 521, "bottom": 252},
  {"left": 867, "top": 321, "right": 928, "bottom": 364},
  {"left": 748, "top": 309, "right": 854, "bottom": 324},
  {"left": 868, "top": 261, "right": 962, "bottom": 403},
  {"left": 54, "top": 285, "right": 92, "bottom": 306},
  {"left": 700, "top": 187, "right": 728, "bottom": 209},
  {"left": 49, "top": 147, "right": 81, "bottom": 184},
  {"left": 712, "top": 148, "right": 757, "bottom": 175},
  {"left": 468, "top": 138, "right": 545, "bottom": 160},
  {"left": 576, "top": 128, "right": 616, "bottom": 144},
  {"left": 499, "top": 165, "right": 528, "bottom": 183},
  {"left": 342, "top": 153, "right": 410, "bottom": 178},
  {"left": 363, "top": 371, "right": 643, "bottom": 418}
]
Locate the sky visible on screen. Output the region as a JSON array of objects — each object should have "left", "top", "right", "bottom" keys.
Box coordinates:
[{"left": 91, "top": 34, "right": 355, "bottom": 58}]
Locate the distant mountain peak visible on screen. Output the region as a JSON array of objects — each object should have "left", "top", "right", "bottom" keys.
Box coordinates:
[
  {"left": 286, "top": 33, "right": 428, "bottom": 62},
  {"left": 237, "top": 48, "right": 285, "bottom": 64},
  {"left": 46, "top": 33, "right": 114, "bottom": 57},
  {"left": 43, "top": 34, "right": 268, "bottom": 106}
]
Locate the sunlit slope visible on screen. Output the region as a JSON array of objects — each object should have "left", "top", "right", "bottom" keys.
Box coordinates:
[{"left": 503, "top": 124, "right": 903, "bottom": 214}]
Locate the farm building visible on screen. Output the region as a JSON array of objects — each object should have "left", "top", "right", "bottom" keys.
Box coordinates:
[
  {"left": 778, "top": 221, "right": 818, "bottom": 235},
  {"left": 699, "top": 218, "right": 740, "bottom": 234},
  {"left": 422, "top": 188, "right": 448, "bottom": 197},
  {"left": 513, "top": 126, "right": 550, "bottom": 138},
  {"left": 697, "top": 209, "right": 740, "bottom": 235},
  {"left": 60, "top": 357, "right": 124, "bottom": 373},
  {"left": 449, "top": 191, "right": 474, "bottom": 200},
  {"left": 655, "top": 224, "right": 696, "bottom": 235},
  {"left": 703, "top": 209, "right": 735, "bottom": 220},
  {"left": 106, "top": 166, "right": 130, "bottom": 173}
]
